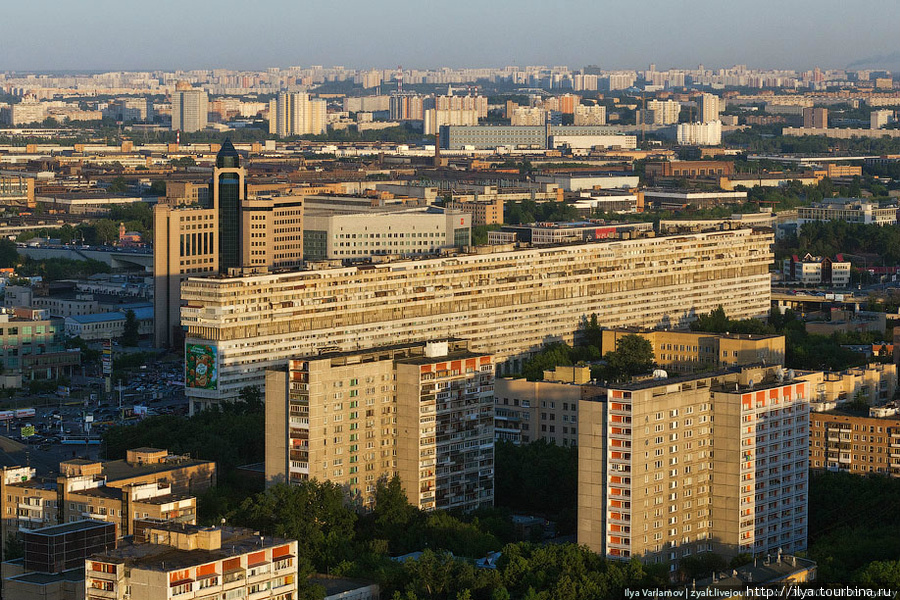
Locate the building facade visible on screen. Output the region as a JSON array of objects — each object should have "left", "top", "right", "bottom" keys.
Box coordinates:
[
  {"left": 302, "top": 208, "right": 469, "bottom": 260},
  {"left": 268, "top": 92, "right": 327, "bottom": 137},
  {"left": 810, "top": 409, "right": 900, "bottom": 476},
  {"left": 798, "top": 199, "right": 898, "bottom": 227},
  {"left": 265, "top": 340, "right": 494, "bottom": 511},
  {"left": 181, "top": 229, "right": 772, "bottom": 409},
  {"left": 171, "top": 83, "right": 208, "bottom": 133},
  {"left": 579, "top": 365, "right": 809, "bottom": 565},
  {"left": 85, "top": 523, "right": 297, "bottom": 600}
]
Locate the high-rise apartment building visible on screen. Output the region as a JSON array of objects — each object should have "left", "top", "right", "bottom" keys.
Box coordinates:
[
  {"left": 265, "top": 340, "right": 494, "bottom": 511},
  {"left": 578, "top": 365, "right": 809, "bottom": 565},
  {"left": 698, "top": 93, "right": 721, "bottom": 123},
  {"left": 268, "top": 92, "right": 327, "bottom": 137},
  {"left": 802, "top": 107, "right": 828, "bottom": 128},
  {"left": 171, "top": 81, "right": 208, "bottom": 132},
  {"left": 181, "top": 228, "right": 772, "bottom": 410},
  {"left": 645, "top": 99, "right": 681, "bottom": 125},
  {"left": 573, "top": 104, "right": 607, "bottom": 126}
]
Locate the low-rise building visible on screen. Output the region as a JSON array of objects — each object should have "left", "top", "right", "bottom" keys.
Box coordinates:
[
  {"left": 802, "top": 362, "right": 896, "bottom": 408},
  {"left": 85, "top": 522, "right": 298, "bottom": 600},
  {"left": 600, "top": 329, "right": 786, "bottom": 375},
  {"left": 782, "top": 253, "right": 851, "bottom": 287},
  {"left": 0, "top": 448, "right": 215, "bottom": 545},
  {"left": 0, "top": 307, "right": 80, "bottom": 387},
  {"left": 64, "top": 305, "right": 153, "bottom": 341},
  {"left": 798, "top": 199, "right": 898, "bottom": 227},
  {"left": 809, "top": 408, "right": 900, "bottom": 476},
  {"left": 2, "top": 520, "right": 117, "bottom": 600}
]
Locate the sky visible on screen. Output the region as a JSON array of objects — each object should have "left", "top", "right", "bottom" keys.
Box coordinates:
[{"left": 2, "top": 0, "right": 900, "bottom": 73}]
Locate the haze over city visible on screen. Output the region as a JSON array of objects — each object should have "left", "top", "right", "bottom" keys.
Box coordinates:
[{"left": 3, "top": 0, "right": 900, "bottom": 71}]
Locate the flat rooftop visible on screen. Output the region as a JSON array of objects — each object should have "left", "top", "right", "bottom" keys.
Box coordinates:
[{"left": 92, "top": 528, "right": 292, "bottom": 572}]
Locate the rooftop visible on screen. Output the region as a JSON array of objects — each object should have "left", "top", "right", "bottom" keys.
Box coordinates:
[
  {"left": 91, "top": 527, "right": 290, "bottom": 572},
  {"left": 26, "top": 519, "right": 112, "bottom": 537}
]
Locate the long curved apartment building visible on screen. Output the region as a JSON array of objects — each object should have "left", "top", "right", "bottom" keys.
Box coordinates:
[{"left": 181, "top": 228, "right": 772, "bottom": 409}]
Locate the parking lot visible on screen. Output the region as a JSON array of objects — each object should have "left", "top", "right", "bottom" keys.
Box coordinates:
[{"left": 0, "top": 362, "right": 189, "bottom": 466}]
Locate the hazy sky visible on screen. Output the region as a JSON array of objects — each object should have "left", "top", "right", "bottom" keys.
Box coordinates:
[{"left": 2, "top": 0, "right": 900, "bottom": 72}]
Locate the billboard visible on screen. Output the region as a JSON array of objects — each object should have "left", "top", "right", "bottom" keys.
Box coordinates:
[
  {"left": 102, "top": 339, "right": 113, "bottom": 376},
  {"left": 186, "top": 344, "right": 218, "bottom": 390},
  {"left": 21, "top": 425, "right": 35, "bottom": 438}
]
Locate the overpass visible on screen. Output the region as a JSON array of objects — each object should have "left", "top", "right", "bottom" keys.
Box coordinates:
[
  {"left": 771, "top": 291, "right": 867, "bottom": 315},
  {"left": 17, "top": 245, "right": 152, "bottom": 271}
]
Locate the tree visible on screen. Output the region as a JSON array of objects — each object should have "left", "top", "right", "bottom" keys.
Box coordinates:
[
  {"left": 121, "top": 310, "right": 140, "bottom": 347},
  {"left": 0, "top": 238, "right": 18, "bottom": 268},
  {"left": 108, "top": 176, "right": 128, "bottom": 194},
  {"left": 603, "top": 334, "right": 654, "bottom": 381},
  {"left": 94, "top": 219, "right": 119, "bottom": 245}
]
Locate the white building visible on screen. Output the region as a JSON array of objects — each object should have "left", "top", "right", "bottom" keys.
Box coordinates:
[
  {"left": 171, "top": 83, "right": 208, "bottom": 132},
  {"left": 870, "top": 110, "right": 895, "bottom": 129},
  {"left": 550, "top": 135, "right": 636, "bottom": 150},
  {"left": 677, "top": 121, "right": 722, "bottom": 146},
  {"left": 303, "top": 208, "right": 471, "bottom": 260},
  {"left": 798, "top": 199, "right": 898, "bottom": 227},
  {"left": 573, "top": 104, "right": 607, "bottom": 126},
  {"left": 423, "top": 108, "right": 479, "bottom": 135}
]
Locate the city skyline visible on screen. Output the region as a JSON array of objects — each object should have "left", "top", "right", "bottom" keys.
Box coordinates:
[{"left": 3, "top": 0, "right": 900, "bottom": 72}]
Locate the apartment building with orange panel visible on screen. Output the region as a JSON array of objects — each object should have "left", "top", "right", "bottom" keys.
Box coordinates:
[
  {"left": 86, "top": 522, "right": 297, "bottom": 600},
  {"left": 578, "top": 365, "right": 809, "bottom": 567}
]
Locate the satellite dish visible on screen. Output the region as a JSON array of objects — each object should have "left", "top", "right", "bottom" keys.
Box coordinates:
[
  {"left": 748, "top": 379, "right": 755, "bottom": 390},
  {"left": 652, "top": 369, "right": 668, "bottom": 379}
]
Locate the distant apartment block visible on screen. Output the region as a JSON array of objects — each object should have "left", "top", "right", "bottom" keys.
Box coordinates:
[
  {"left": 181, "top": 229, "right": 772, "bottom": 409},
  {"left": 677, "top": 121, "right": 722, "bottom": 146},
  {"left": 797, "top": 199, "right": 898, "bottom": 227},
  {"left": 265, "top": 340, "right": 494, "bottom": 511},
  {"left": 171, "top": 82, "right": 208, "bottom": 132},
  {"left": 573, "top": 104, "right": 607, "bottom": 126},
  {"left": 268, "top": 92, "right": 327, "bottom": 137},
  {"left": 802, "top": 107, "right": 828, "bottom": 128}
]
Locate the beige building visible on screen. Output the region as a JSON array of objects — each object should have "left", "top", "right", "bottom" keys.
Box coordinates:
[
  {"left": 268, "top": 92, "right": 327, "bottom": 137},
  {"left": 1, "top": 449, "right": 212, "bottom": 550},
  {"left": 801, "top": 362, "right": 897, "bottom": 409},
  {"left": 810, "top": 409, "right": 900, "bottom": 476},
  {"left": 579, "top": 365, "right": 809, "bottom": 566},
  {"left": 181, "top": 228, "right": 772, "bottom": 410},
  {"left": 240, "top": 194, "right": 304, "bottom": 269},
  {"left": 153, "top": 144, "right": 304, "bottom": 347},
  {"left": 265, "top": 340, "right": 494, "bottom": 511},
  {"left": 153, "top": 204, "right": 218, "bottom": 348},
  {"left": 600, "top": 329, "right": 786, "bottom": 375},
  {"left": 446, "top": 195, "right": 504, "bottom": 226},
  {"left": 86, "top": 523, "right": 297, "bottom": 600},
  {"left": 494, "top": 365, "right": 597, "bottom": 446},
  {"left": 573, "top": 104, "right": 607, "bottom": 126}
]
